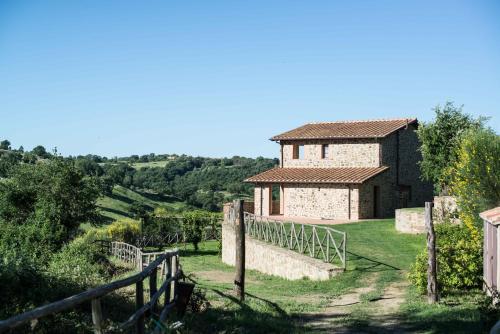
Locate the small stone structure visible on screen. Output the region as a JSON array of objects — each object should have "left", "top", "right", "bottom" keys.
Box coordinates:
[
  {"left": 395, "top": 208, "right": 426, "bottom": 234},
  {"left": 221, "top": 223, "right": 340, "bottom": 280}
]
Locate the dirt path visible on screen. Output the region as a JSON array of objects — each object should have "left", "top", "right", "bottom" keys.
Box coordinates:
[{"left": 299, "top": 276, "right": 410, "bottom": 333}]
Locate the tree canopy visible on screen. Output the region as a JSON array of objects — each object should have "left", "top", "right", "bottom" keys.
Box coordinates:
[{"left": 416, "top": 102, "right": 484, "bottom": 193}]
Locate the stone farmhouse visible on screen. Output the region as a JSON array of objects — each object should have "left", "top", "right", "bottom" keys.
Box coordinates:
[{"left": 245, "top": 118, "right": 433, "bottom": 220}]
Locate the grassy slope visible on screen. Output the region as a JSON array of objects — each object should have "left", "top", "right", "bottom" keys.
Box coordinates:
[
  {"left": 130, "top": 160, "right": 171, "bottom": 169},
  {"left": 179, "top": 220, "right": 495, "bottom": 333},
  {"left": 96, "top": 185, "right": 190, "bottom": 223}
]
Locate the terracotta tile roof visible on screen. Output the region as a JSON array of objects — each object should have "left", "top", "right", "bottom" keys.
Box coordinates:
[
  {"left": 480, "top": 207, "right": 500, "bottom": 225},
  {"left": 271, "top": 118, "right": 417, "bottom": 141},
  {"left": 244, "top": 166, "right": 389, "bottom": 184}
]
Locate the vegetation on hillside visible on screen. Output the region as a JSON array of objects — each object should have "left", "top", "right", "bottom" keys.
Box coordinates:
[
  {"left": 0, "top": 141, "right": 277, "bottom": 213},
  {"left": 0, "top": 158, "right": 121, "bottom": 328}
]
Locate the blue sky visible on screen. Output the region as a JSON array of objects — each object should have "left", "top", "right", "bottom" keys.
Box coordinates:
[{"left": 1, "top": 1, "right": 499, "bottom": 158}]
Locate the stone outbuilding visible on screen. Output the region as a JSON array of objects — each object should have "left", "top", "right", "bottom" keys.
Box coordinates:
[{"left": 245, "top": 118, "right": 433, "bottom": 220}]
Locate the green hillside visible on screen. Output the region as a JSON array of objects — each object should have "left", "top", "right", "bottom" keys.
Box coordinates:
[{"left": 96, "top": 185, "right": 191, "bottom": 223}]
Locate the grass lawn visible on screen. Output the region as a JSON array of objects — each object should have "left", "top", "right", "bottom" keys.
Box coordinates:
[
  {"left": 130, "top": 160, "right": 171, "bottom": 169},
  {"left": 177, "top": 219, "right": 497, "bottom": 333},
  {"left": 94, "top": 185, "right": 191, "bottom": 224}
]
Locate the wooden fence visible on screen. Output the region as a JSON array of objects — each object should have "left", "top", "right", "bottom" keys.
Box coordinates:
[
  {"left": 243, "top": 212, "right": 347, "bottom": 269},
  {"left": 135, "top": 225, "right": 221, "bottom": 249},
  {"left": 0, "top": 243, "right": 181, "bottom": 334}
]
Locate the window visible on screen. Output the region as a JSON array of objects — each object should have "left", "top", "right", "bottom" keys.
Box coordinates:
[
  {"left": 293, "top": 144, "right": 304, "bottom": 159},
  {"left": 321, "top": 144, "right": 329, "bottom": 159}
]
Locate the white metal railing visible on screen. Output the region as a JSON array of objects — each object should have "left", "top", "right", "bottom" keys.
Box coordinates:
[
  {"left": 110, "top": 241, "right": 170, "bottom": 274},
  {"left": 243, "top": 212, "right": 347, "bottom": 269}
]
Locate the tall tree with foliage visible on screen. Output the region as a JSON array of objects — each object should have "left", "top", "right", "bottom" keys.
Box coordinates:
[
  {"left": 448, "top": 128, "right": 500, "bottom": 234},
  {"left": 417, "top": 102, "right": 484, "bottom": 193},
  {"left": 0, "top": 158, "right": 102, "bottom": 260},
  {"left": 0, "top": 140, "right": 11, "bottom": 150}
]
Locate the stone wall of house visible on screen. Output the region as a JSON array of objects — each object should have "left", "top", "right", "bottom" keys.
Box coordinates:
[
  {"left": 395, "top": 208, "right": 426, "bottom": 234},
  {"left": 358, "top": 172, "right": 393, "bottom": 219},
  {"left": 222, "top": 223, "right": 341, "bottom": 280},
  {"left": 281, "top": 139, "right": 380, "bottom": 168},
  {"left": 397, "top": 125, "right": 434, "bottom": 207},
  {"left": 253, "top": 185, "right": 272, "bottom": 216},
  {"left": 282, "top": 183, "right": 359, "bottom": 220},
  {"left": 379, "top": 124, "right": 433, "bottom": 215}
]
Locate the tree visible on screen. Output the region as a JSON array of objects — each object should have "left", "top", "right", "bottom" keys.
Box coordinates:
[
  {"left": 448, "top": 128, "right": 500, "bottom": 233},
  {"left": 0, "top": 158, "right": 102, "bottom": 257},
  {"left": 31, "top": 145, "right": 49, "bottom": 158},
  {"left": 75, "top": 158, "right": 104, "bottom": 176},
  {"left": 0, "top": 140, "right": 11, "bottom": 150},
  {"left": 417, "top": 102, "right": 484, "bottom": 194}
]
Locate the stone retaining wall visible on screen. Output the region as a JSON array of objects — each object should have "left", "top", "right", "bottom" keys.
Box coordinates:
[
  {"left": 395, "top": 208, "right": 426, "bottom": 234},
  {"left": 221, "top": 223, "right": 340, "bottom": 280}
]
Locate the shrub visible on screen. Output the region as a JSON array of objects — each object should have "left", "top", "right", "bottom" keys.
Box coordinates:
[
  {"left": 182, "top": 211, "right": 221, "bottom": 251},
  {"left": 409, "top": 222, "right": 482, "bottom": 295},
  {"left": 103, "top": 219, "right": 141, "bottom": 244},
  {"left": 48, "top": 236, "right": 113, "bottom": 287},
  {"left": 448, "top": 128, "right": 500, "bottom": 234}
]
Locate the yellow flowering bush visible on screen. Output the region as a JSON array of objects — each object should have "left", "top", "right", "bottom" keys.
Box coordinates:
[
  {"left": 447, "top": 129, "right": 500, "bottom": 236},
  {"left": 103, "top": 219, "right": 141, "bottom": 243}
]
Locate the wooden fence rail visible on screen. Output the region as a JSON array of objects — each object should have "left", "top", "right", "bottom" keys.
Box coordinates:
[
  {"left": 0, "top": 243, "right": 181, "bottom": 334},
  {"left": 135, "top": 225, "right": 221, "bottom": 249},
  {"left": 243, "top": 212, "right": 347, "bottom": 269}
]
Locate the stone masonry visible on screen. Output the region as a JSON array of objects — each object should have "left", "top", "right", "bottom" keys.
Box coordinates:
[{"left": 221, "top": 223, "right": 340, "bottom": 280}]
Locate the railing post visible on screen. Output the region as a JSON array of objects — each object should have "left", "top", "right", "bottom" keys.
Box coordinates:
[
  {"left": 326, "top": 231, "right": 330, "bottom": 262},
  {"left": 301, "top": 225, "right": 304, "bottom": 253},
  {"left": 172, "top": 254, "right": 178, "bottom": 301},
  {"left": 312, "top": 227, "right": 315, "bottom": 257},
  {"left": 149, "top": 267, "right": 158, "bottom": 314},
  {"left": 91, "top": 298, "right": 104, "bottom": 334},
  {"left": 135, "top": 280, "right": 145, "bottom": 334},
  {"left": 165, "top": 256, "right": 172, "bottom": 306},
  {"left": 343, "top": 233, "right": 347, "bottom": 270}
]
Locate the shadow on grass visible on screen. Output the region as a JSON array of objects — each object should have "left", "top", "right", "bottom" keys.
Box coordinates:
[
  {"left": 346, "top": 251, "right": 401, "bottom": 272},
  {"left": 179, "top": 248, "right": 220, "bottom": 258},
  {"left": 182, "top": 287, "right": 298, "bottom": 334},
  {"left": 135, "top": 190, "right": 181, "bottom": 204},
  {"left": 108, "top": 192, "right": 135, "bottom": 205},
  {"left": 98, "top": 206, "right": 133, "bottom": 219}
]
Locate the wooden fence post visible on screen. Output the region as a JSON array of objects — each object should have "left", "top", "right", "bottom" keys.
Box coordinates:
[
  {"left": 233, "top": 199, "right": 245, "bottom": 301},
  {"left": 425, "top": 201, "right": 438, "bottom": 303},
  {"left": 135, "top": 280, "right": 145, "bottom": 334},
  {"left": 91, "top": 298, "right": 104, "bottom": 334},
  {"left": 149, "top": 267, "right": 158, "bottom": 314}
]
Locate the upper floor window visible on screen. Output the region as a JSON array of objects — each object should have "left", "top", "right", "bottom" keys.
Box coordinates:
[
  {"left": 321, "top": 144, "right": 329, "bottom": 159},
  {"left": 293, "top": 144, "right": 304, "bottom": 159}
]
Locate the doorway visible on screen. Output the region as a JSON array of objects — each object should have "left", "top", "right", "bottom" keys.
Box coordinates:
[
  {"left": 271, "top": 184, "right": 281, "bottom": 215},
  {"left": 373, "top": 186, "right": 380, "bottom": 218}
]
